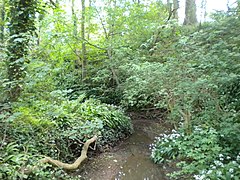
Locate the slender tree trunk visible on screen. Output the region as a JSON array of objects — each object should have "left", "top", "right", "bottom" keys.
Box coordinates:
[
  {"left": 71, "top": 0, "right": 80, "bottom": 70},
  {"left": 167, "top": 0, "right": 179, "bottom": 20},
  {"left": 167, "top": 0, "right": 172, "bottom": 17},
  {"left": 183, "top": 0, "right": 197, "bottom": 25},
  {"left": 0, "top": 0, "right": 5, "bottom": 43},
  {"left": 200, "top": 0, "right": 207, "bottom": 22},
  {"left": 81, "top": 0, "right": 87, "bottom": 80},
  {"left": 37, "top": 14, "right": 44, "bottom": 46},
  {"left": 72, "top": 0, "right": 77, "bottom": 37},
  {"left": 238, "top": 0, "right": 240, "bottom": 15},
  {"left": 87, "top": 0, "right": 92, "bottom": 40},
  {"left": 173, "top": 0, "right": 179, "bottom": 19}
]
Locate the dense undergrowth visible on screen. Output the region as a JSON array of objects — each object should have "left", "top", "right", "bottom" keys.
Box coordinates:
[
  {"left": 0, "top": 1, "right": 240, "bottom": 179},
  {"left": 70, "top": 11, "right": 240, "bottom": 179},
  {"left": 0, "top": 59, "right": 133, "bottom": 178},
  {"left": 148, "top": 13, "right": 240, "bottom": 179},
  {"left": 0, "top": 94, "right": 132, "bottom": 179}
]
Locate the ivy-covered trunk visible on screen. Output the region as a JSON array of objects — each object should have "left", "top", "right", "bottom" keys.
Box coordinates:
[
  {"left": 0, "top": 0, "right": 5, "bottom": 42},
  {"left": 7, "top": 0, "right": 37, "bottom": 101}
]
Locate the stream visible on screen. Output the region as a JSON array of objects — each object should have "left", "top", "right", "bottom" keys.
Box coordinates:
[{"left": 78, "top": 116, "right": 174, "bottom": 180}]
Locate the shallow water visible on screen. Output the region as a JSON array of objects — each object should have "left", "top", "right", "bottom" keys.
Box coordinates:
[
  {"left": 112, "top": 125, "right": 169, "bottom": 180},
  {"left": 79, "top": 120, "right": 173, "bottom": 180}
]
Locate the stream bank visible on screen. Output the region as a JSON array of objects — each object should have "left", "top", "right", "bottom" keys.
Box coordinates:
[{"left": 77, "top": 112, "right": 174, "bottom": 180}]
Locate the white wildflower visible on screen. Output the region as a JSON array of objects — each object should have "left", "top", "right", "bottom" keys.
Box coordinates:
[
  {"left": 193, "top": 174, "right": 205, "bottom": 180},
  {"left": 216, "top": 171, "right": 222, "bottom": 176},
  {"left": 229, "top": 168, "right": 234, "bottom": 173},
  {"left": 237, "top": 153, "right": 240, "bottom": 161},
  {"left": 219, "top": 154, "right": 224, "bottom": 158},
  {"left": 207, "top": 170, "right": 212, "bottom": 174}
]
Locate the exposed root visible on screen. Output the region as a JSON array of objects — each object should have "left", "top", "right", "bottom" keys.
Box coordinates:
[
  {"left": 40, "top": 135, "right": 97, "bottom": 170},
  {"left": 22, "top": 135, "right": 97, "bottom": 173}
]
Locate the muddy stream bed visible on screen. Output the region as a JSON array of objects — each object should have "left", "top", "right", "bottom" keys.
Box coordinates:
[{"left": 77, "top": 114, "right": 174, "bottom": 180}]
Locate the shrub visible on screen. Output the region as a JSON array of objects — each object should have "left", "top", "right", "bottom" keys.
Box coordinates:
[
  {"left": 0, "top": 93, "right": 132, "bottom": 179},
  {"left": 120, "top": 62, "right": 166, "bottom": 109},
  {"left": 150, "top": 126, "right": 233, "bottom": 179},
  {"left": 195, "top": 153, "right": 240, "bottom": 180}
]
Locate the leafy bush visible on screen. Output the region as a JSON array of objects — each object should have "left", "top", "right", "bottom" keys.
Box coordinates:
[
  {"left": 0, "top": 93, "right": 132, "bottom": 179},
  {"left": 196, "top": 153, "right": 240, "bottom": 180},
  {"left": 68, "top": 66, "right": 123, "bottom": 105},
  {"left": 150, "top": 12, "right": 240, "bottom": 179},
  {"left": 150, "top": 126, "right": 240, "bottom": 179},
  {"left": 218, "top": 114, "right": 240, "bottom": 155},
  {"left": 120, "top": 62, "right": 166, "bottom": 109},
  {"left": 13, "top": 95, "right": 132, "bottom": 155}
]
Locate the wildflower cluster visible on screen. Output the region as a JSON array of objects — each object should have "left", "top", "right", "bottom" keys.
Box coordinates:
[
  {"left": 151, "top": 125, "right": 226, "bottom": 179},
  {"left": 150, "top": 129, "right": 183, "bottom": 163},
  {"left": 195, "top": 152, "right": 240, "bottom": 179}
]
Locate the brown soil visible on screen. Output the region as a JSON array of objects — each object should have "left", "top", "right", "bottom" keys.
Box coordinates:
[{"left": 74, "top": 110, "right": 173, "bottom": 180}]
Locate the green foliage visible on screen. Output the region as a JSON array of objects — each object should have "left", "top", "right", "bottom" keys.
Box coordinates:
[
  {"left": 13, "top": 94, "right": 132, "bottom": 155},
  {"left": 151, "top": 126, "right": 240, "bottom": 179},
  {"left": 149, "top": 12, "right": 240, "bottom": 179},
  {"left": 0, "top": 93, "right": 132, "bottom": 179},
  {"left": 151, "top": 126, "right": 222, "bottom": 164},
  {"left": 220, "top": 75, "right": 240, "bottom": 111},
  {"left": 218, "top": 114, "right": 240, "bottom": 154},
  {"left": 0, "top": 141, "right": 80, "bottom": 179},
  {"left": 196, "top": 154, "right": 240, "bottom": 180},
  {"left": 6, "top": 0, "right": 40, "bottom": 101},
  {"left": 1, "top": 0, "right": 240, "bottom": 179},
  {"left": 120, "top": 62, "right": 166, "bottom": 109},
  {"left": 0, "top": 142, "right": 29, "bottom": 179},
  {"left": 70, "top": 66, "right": 123, "bottom": 104},
  {"left": 120, "top": 12, "right": 240, "bottom": 123}
]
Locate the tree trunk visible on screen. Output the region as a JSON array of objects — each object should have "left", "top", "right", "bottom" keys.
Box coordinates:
[
  {"left": 72, "top": 0, "right": 77, "bottom": 37},
  {"left": 173, "top": 0, "right": 179, "bottom": 19},
  {"left": 167, "top": 0, "right": 172, "bottom": 17},
  {"left": 7, "top": 0, "right": 36, "bottom": 102},
  {"left": 87, "top": 0, "right": 92, "bottom": 40},
  {"left": 81, "top": 0, "right": 87, "bottom": 80},
  {"left": 37, "top": 14, "right": 44, "bottom": 46},
  {"left": 200, "top": 0, "right": 207, "bottom": 22},
  {"left": 238, "top": 0, "right": 240, "bottom": 15},
  {"left": 167, "top": 0, "right": 179, "bottom": 20},
  {"left": 0, "top": 0, "right": 5, "bottom": 43},
  {"left": 183, "top": 0, "right": 197, "bottom": 25}
]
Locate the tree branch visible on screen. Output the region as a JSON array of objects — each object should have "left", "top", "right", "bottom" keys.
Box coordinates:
[
  {"left": 21, "top": 135, "right": 97, "bottom": 173},
  {"left": 49, "top": 0, "right": 57, "bottom": 8},
  {"left": 40, "top": 135, "right": 97, "bottom": 170}
]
